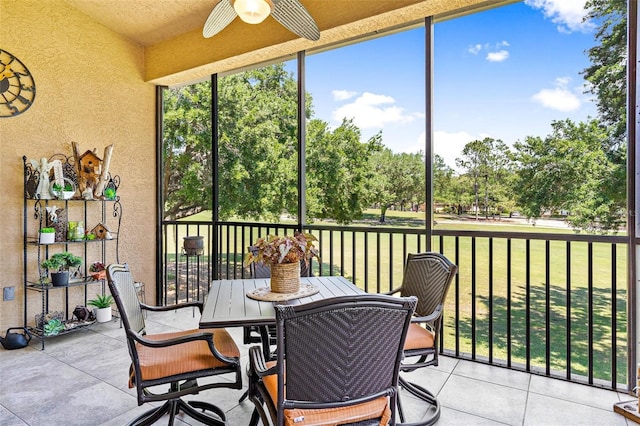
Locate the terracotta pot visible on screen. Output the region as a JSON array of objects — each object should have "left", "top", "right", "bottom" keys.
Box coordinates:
[{"left": 90, "top": 270, "right": 106, "bottom": 281}]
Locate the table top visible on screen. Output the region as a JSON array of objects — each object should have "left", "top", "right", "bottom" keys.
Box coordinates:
[{"left": 199, "top": 276, "right": 364, "bottom": 329}]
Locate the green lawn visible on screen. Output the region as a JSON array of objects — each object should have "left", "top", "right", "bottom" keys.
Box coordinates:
[{"left": 165, "top": 209, "right": 628, "bottom": 385}]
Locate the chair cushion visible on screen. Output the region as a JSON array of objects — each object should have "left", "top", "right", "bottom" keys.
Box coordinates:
[
  {"left": 261, "top": 362, "right": 391, "bottom": 426},
  {"left": 130, "top": 328, "right": 239, "bottom": 387},
  {"left": 403, "top": 323, "right": 435, "bottom": 351}
]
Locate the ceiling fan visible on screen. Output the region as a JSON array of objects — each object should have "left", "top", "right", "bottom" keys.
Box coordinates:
[{"left": 203, "top": 0, "right": 320, "bottom": 41}]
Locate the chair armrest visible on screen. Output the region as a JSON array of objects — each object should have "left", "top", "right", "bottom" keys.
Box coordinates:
[
  {"left": 139, "top": 301, "right": 204, "bottom": 315},
  {"left": 411, "top": 304, "right": 443, "bottom": 324},
  {"left": 129, "top": 329, "right": 238, "bottom": 365},
  {"left": 129, "top": 329, "right": 212, "bottom": 348},
  {"left": 249, "top": 346, "right": 277, "bottom": 378},
  {"left": 383, "top": 287, "right": 402, "bottom": 296}
]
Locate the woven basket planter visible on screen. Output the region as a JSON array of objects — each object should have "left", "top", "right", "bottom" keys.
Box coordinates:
[{"left": 270, "top": 262, "right": 300, "bottom": 293}]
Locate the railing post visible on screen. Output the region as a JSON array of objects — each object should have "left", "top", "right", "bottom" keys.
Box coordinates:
[
  {"left": 212, "top": 73, "right": 220, "bottom": 280},
  {"left": 424, "top": 15, "right": 434, "bottom": 251},
  {"left": 155, "top": 85, "right": 166, "bottom": 305},
  {"left": 628, "top": 0, "right": 638, "bottom": 393}
]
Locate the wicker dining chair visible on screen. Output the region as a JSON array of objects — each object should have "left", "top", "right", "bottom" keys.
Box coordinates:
[
  {"left": 386, "top": 252, "right": 458, "bottom": 426},
  {"left": 248, "top": 294, "right": 417, "bottom": 426},
  {"left": 106, "top": 264, "right": 242, "bottom": 425}
]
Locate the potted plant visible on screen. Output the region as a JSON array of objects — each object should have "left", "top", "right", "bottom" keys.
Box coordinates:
[
  {"left": 244, "top": 233, "right": 319, "bottom": 293},
  {"left": 43, "top": 318, "right": 65, "bottom": 336},
  {"left": 40, "top": 252, "right": 82, "bottom": 287},
  {"left": 88, "top": 294, "right": 114, "bottom": 322},
  {"left": 49, "top": 178, "right": 76, "bottom": 200},
  {"left": 89, "top": 261, "right": 106, "bottom": 281},
  {"left": 38, "top": 227, "right": 56, "bottom": 244},
  {"left": 103, "top": 187, "right": 117, "bottom": 200}
]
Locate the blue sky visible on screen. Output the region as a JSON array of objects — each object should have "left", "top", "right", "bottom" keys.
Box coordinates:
[{"left": 303, "top": 0, "right": 600, "bottom": 172}]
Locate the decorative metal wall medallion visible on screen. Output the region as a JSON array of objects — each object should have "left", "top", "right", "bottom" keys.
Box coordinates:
[{"left": 0, "top": 50, "right": 36, "bottom": 117}]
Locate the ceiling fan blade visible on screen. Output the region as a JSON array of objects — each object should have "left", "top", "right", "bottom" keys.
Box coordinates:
[
  {"left": 203, "top": 0, "right": 237, "bottom": 38},
  {"left": 271, "top": 0, "right": 320, "bottom": 41}
]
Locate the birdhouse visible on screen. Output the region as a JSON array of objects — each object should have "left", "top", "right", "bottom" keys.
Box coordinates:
[
  {"left": 91, "top": 223, "right": 112, "bottom": 240},
  {"left": 79, "top": 150, "right": 102, "bottom": 174},
  {"left": 77, "top": 150, "right": 103, "bottom": 194}
]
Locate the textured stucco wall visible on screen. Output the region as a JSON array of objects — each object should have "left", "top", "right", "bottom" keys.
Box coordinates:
[{"left": 0, "top": 0, "right": 156, "bottom": 331}]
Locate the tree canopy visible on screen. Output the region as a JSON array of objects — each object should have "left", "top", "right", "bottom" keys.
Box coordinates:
[
  {"left": 512, "top": 119, "right": 624, "bottom": 231},
  {"left": 163, "top": 64, "right": 378, "bottom": 224}
]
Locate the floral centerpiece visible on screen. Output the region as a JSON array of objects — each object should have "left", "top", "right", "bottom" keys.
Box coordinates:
[
  {"left": 244, "top": 233, "right": 319, "bottom": 266},
  {"left": 245, "top": 233, "right": 319, "bottom": 293}
]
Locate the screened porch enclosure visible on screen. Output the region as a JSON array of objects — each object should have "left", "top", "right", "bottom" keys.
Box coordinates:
[{"left": 157, "top": 1, "right": 638, "bottom": 395}]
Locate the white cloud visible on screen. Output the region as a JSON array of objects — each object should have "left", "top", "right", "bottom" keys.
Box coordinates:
[
  {"left": 468, "top": 44, "right": 482, "bottom": 55},
  {"left": 525, "top": 0, "right": 595, "bottom": 33},
  {"left": 486, "top": 50, "right": 509, "bottom": 62},
  {"left": 388, "top": 130, "right": 494, "bottom": 172},
  {"left": 531, "top": 77, "right": 582, "bottom": 112},
  {"left": 331, "top": 92, "right": 417, "bottom": 129},
  {"left": 332, "top": 90, "right": 357, "bottom": 101},
  {"left": 468, "top": 42, "right": 510, "bottom": 62},
  {"left": 433, "top": 130, "right": 478, "bottom": 172}
]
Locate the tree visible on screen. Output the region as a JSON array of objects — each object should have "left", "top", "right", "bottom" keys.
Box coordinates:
[
  {"left": 512, "top": 119, "right": 623, "bottom": 232},
  {"left": 368, "top": 148, "right": 396, "bottom": 222},
  {"left": 433, "top": 154, "right": 455, "bottom": 206},
  {"left": 306, "top": 119, "right": 382, "bottom": 224},
  {"left": 217, "top": 64, "right": 303, "bottom": 221},
  {"left": 395, "top": 152, "right": 426, "bottom": 211},
  {"left": 583, "top": 0, "right": 627, "bottom": 146},
  {"left": 455, "top": 138, "right": 512, "bottom": 219},
  {"left": 580, "top": 0, "right": 627, "bottom": 232},
  {"left": 452, "top": 175, "right": 476, "bottom": 215},
  {"left": 163, "top": 64, "right": 379, "bottom": 224},
  {"left": 369, "top": 148, "right": 425, "bottom": 222},
  {"left": 162, "top": 83, "right": 213, "bottom": 220}
]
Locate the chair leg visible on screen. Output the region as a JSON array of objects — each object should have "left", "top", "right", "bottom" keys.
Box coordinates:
[
  {"left": 247, "top": 378, "right": 272, "bottom": 426},
  {"left": 397, "top": 376, "right": 441, "bottom": 426},
  {"left": 397, "top": 390, "right": 406, "bottom": 423},
  {"left": 127, "top": 398, "right": 226, "bottom": 426},
  {"left": 180, "top": 399, "right": 225, "bottom": 425},
  {"left": 249, "top": 407, "right": 261, "bottom": 426},
  {"left": 128, "top": 400, "right": 173, "bottom": 426}
]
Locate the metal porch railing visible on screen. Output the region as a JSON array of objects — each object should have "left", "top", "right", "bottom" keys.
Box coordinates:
[{"left": 160, "top": 220, "right": 628, "bottom": 390}]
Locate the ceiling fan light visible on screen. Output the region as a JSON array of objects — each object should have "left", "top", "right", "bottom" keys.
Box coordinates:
[{"left": 232, "top": 0, "right": 273, "bottom": 25}]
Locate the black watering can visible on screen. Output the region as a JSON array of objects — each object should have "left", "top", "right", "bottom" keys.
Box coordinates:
[{"left": 0, "top": 327, "right": 32, "bottom": 350}]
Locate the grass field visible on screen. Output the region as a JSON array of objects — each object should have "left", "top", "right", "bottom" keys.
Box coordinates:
[{"left": 164, "top": 209, "right": 629, "bottom": 385}]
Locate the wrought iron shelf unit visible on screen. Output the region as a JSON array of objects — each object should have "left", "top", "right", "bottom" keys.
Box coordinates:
[
  {"left": 22, "top": 155, "right": 122, "bottom": 349},
  {"left": 31, "top": 319, "right": 97, "bottom": 339}
]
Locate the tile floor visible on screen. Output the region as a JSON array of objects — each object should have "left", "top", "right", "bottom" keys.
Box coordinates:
[{"left": 0, "top": 308, "right": 634, "bottom": 426}]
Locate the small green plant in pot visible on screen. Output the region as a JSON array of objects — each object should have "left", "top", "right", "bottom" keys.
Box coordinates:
[
  {"left": 38, "top": 227, "right": 56, "bottom": 244},
  {"left": 50, "top": 178, "right": 76, "bottom": 200},
  {"left": 103, "top": 187, "right": 117, "bottom": 200},
  {"left": 40, "top": 252, "right": 82, "bottom": 287},
  {"left": 88, "top": 294, "right": 114, "bottom": 323},
  {"left": 43, "top": 318, "right": 65, "bottom": 336}
]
